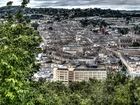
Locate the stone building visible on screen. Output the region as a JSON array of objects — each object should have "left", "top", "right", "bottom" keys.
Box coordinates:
[
  {"left": 53, "top": 66, "right": 106, "bottom": 84},
  {"left": 118, "top": 36, "right": 140, "bottom": 48}
]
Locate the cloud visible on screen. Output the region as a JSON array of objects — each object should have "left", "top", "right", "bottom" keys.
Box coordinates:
[
  {"left": 0, "top": 0, "right": 140, "bottom": 10},
  {"left": 30, "top": 0, "right": 140, "bottom": 6},
  {"left": 0, "top": 0, "right": 22, "bottom": 6}
]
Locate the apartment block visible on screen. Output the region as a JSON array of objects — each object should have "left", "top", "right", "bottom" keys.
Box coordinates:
[{"left": 53, "top": 66, "right": 106, "bottom": 83}]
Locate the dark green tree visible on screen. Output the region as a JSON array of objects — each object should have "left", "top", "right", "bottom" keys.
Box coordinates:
[
  {"left": 118, "top": 28, "right": 129, "bottom": 35},
  {"left": 31, "top": 22, "right": 39, "bottom": 30},
  {"left": 0, "top": 0, "right": 42, "bottom": 104},
  {"left": 132, "top": 42, "right": 140, "bottom": 47}
]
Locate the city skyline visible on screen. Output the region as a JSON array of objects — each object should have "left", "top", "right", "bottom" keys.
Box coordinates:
[{"left": 0, "top": 0, "right": 140, "bottom": 10}]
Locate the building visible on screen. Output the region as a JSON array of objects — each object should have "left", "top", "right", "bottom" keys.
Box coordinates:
[
  {"left": 53, "top": 66, "right": 107, "bottom": 84},
  {"left": 63, "top": 44, "right": 84, "bottom": 53},
  {"left": 118, "top": 36, "right": 140, "bottom": 48},
  {"left": 117, "top": 52, "right": 140, "bottom": 78},
  {"left": 106, "top": 55, "right": 119, "bottom": 70},
  {"left": 126, "top": 55, "right": 140, "bottom": 78},
  {"left": 118, "top": 37, "right": 133, "bottom": 48}
]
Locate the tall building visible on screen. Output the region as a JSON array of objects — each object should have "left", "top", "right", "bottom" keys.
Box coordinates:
[{"left": 53, "top": 66, "right": 107, "bottom": 84}]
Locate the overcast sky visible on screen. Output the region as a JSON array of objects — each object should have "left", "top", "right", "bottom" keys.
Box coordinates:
[{"left": 0, "top": 0, "right": 140, "bottom": 10}]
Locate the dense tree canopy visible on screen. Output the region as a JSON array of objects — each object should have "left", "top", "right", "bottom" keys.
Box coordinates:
[
  {"left": 118, "top": 28, "right": 129, "bottom": 35},
  {"left": 31, "top": 22, "right": 39, "bottom": 30},
  {"left": 80, "top": 19, "right": 108, "bottom": 27},
  {"left": 0, "top": 0, "right": 42, "bottom": 104},
  {"left": 132, "top": 42, "right": 140, "bottom": 47},
  {"left": 28, "top": 72, "right": 140, "bottom": 105}
]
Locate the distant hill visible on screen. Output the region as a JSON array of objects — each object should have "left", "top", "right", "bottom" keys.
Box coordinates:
[
  {"left": 0, "top": 6, "right": 140, "bottom": 19},
  {"left": 120, "top": 10, "right": 140, "bottom": 14}
]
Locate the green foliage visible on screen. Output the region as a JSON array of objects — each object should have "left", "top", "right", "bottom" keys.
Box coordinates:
[
  {"left": 27, "top": 72, "right": 140, "bottom": 105},
  {"left": 30, "top": 14, "right": 44, "bottom": 20},
  {"left": 80, "top": 19, "right": 108, "bottom": 27},
  {"left": 118, "top": 28, "right": 129, "bottom": 35},
  {"left": 132, "top": 42, "right": 140, "bottom": 47},
  {"left": 0, "top": 0, "right": 42, "bottom": 104},
  {"left": 31, "top": 22, "right": 39, "bottom": 30}
]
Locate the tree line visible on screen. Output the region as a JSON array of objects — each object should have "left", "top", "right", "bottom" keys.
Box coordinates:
[
  {"left": 1, "top": 5, "right": 140, "bottom": 20},
  {"left": 16, "top": 72, "right": 140, "bottom": 105}
]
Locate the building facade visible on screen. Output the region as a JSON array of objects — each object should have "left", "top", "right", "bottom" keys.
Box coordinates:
[
  {"left": 118, "top": 36, "right": 140, "bottom": 48},
  {"left": 53, "top": 67, "right": 107, "bottom": 83}
]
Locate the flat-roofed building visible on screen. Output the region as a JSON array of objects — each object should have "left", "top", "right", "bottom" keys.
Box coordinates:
[
  {"left": 118, "top": 53, "right": 140, "bottom": 78},
  {"left": 53, "top": 66, "right": 106, "bottom": 83},
  {"left": 73, "top": 68, "right": 106, "bottom": 82},
  {"left": 63, "top": 44, "right": 83, "bottom": 53}
]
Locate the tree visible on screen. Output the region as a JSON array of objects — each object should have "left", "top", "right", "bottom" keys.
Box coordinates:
[
  {"left": 0, "top": 0, "right": 42, "bottom": 104},
  {"left": 48, "top": 26, "right": 53, "bottom": 30},
  {"left": 31, "top": 22, "right": 39, "bottom": 30},
  {"left": 118, "top": 28, "right": 129, "bottom": 35},
  {"left": 112, "top": 84, "right": 131, "bottom": 105},
  {"left": 132, "top": 42, "right": 140, "bottom": 47}
]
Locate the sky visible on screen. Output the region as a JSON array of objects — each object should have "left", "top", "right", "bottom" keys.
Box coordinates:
[{"left": 0, "top": 0, "right": 140, "bottom": 10}]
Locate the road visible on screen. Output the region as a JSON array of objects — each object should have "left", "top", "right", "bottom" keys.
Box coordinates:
[
  {"left": 105, "top": 47, "right": 133, "bottom": 75},
  {"left": 117, "top": 52, "right": 132, "bottom": 74}
]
